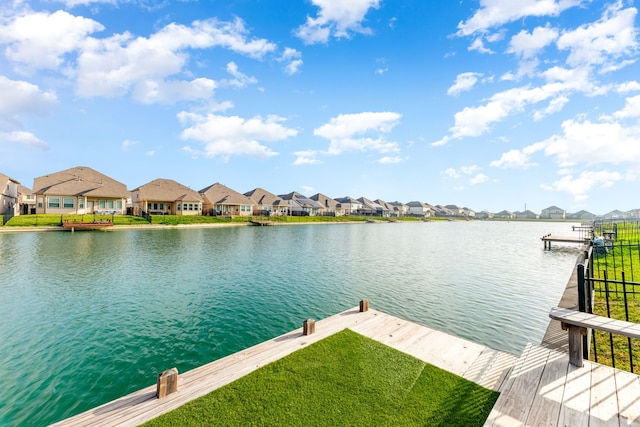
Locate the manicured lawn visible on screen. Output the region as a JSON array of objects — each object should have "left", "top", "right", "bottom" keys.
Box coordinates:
[
  {"left": 4, "top": 214, "right": 149, "bottom": 226},
  {"left": 143, "top": 329, "right": 498, "bottom": 427}
]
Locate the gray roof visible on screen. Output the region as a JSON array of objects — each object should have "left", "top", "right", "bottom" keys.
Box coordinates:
[
  {"left": 199, "top": 183, "right": 253, "bottom": 206},
  {"left": 32, "top": 166, "right": 128, "bottom": 198},
  {"left": 132, "top": 178, "right": 203, "bottom": 203},
  {"left": 310, "top": 193, "right": 339, "bottom": 209},
  {"left": 244, "top": 188, "right": 285, "bottom": 206}
]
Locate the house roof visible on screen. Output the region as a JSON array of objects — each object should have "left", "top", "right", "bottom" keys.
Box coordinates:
[
  {"left": 32, "top": 166, "right": 128, "bottom": 198},
  {"left": 334, "top": 196, "right": 360, "bottom": 204},
  {"left": 374, "top": 199, "right": 393, "bottom": 211},
  {"left": 199, "top": 183, "right": 252, "bottom": 206},
  {"left": 131, "top": 178, "right": 203, "bottom": 203},
  {"left": 310, "top": 193, "right": 339, "bottom": 209},
  {"left": 358, "top": 197, "right": 385, "bottom": 211},
  {"left": 406, "top": 201, "right": 429, "bottom": 208},
  {"left": 244, "top": 188, "right": 285, "bottom": 206},
  {"left": 542, "top": 205, "right": 565, "bottom": 211},
  {"left": 0, "top": 172, "right": 20, "bottom": 186}
]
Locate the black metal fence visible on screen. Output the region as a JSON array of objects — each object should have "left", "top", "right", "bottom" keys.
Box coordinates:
[{"left": 578, "top": 220, "right": 640, "bottom": 372}]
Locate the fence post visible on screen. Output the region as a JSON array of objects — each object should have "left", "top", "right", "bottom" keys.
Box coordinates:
[
  {"left": 576, "top": 263, "right": 590, "bottom": 359},
  {"left": 303, "top": 319, "right": 315, "bottom": 335},
  {"left": 577, "top": 263, "right": 586, "bottom": 312}
]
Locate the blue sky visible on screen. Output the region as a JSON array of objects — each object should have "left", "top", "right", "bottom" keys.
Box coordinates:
[{"left": 1, "top": 0, "right": 639, "bottom": 214}]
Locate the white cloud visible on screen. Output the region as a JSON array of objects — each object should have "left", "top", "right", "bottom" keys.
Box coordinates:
[
  {"left": 221, "top": 62, "right": 257, "bottom": 88},
  {"left": 279, "top": 48, "right": 303, "bottom": 75},
  {"left": 0, "top": 10, "right": 103, "bottom": 70},
  {"left": 178, "top": 112, "right": 298, "bottom": 160},
  {"left": 0, "top": 76, "right": 57, "bottom": 118},
  {"left": 63, "top": 0, "right": 117, "bottom": 6},
  {"left": 295, "top": 0, "right": 381, "bottom": 44},
  {"left": 541, "top": 170, "right": 623, "bottom": 201},
  {"left": 490, "top": 142, "right": 547, "bottom": 168},
  {"left": 75, "top": 18, "right": 275, "bottom": 102},
  {"left": 557, "top": 4, "right": 638, "bottom": 69},
  {"left": 443, "top": 168, "right": 460, "bottom": 178},
  {"left": 470, "top": 173, "right": 489, "bottom": 185},
  {"left": 613, "top": 94, "right": 640, "bottom": 119},
  {"left": 314, "top": 111, "right": 402, "bottom": 155},
  {"left": 468, "top": 37, "right": 494, "bottom": 54},
  {"left": 447, "top": 72, "right": 482, "bottom": 96},
  {"left": 457, "top": 0, "right": 583, "bottom": 36},
  {"left": 293, "top": 150, "right": 321, "bottom": 165},
  {"left": 533, "top": 95, "right": 569, "bottom": 120},
  {"left": 542, "top": 118, "right": 640, "bottom": 166},
  {"left": 0, "top": 130, "right": 48, "bottom": 150},
  {"left": 617, "top": 81, "right": 640, "bottom": 92},
  {"left": 508, "top": 25, "right": 559, "bottom": 59},
  {"left": 121, "top": 139, "right": 139, "bottom": 151},
  {"left": 377, "top": 156, "right": 403, "bottom": 164}
]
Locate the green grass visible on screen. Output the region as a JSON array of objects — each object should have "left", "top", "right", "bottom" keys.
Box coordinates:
[
  {"left": 590, "top": 221, "right": 640, "bottom": 371},
  {"left": 149, "top": 215, "right": 247, "bottom": 225},
  {"left": 4, "top": 214, "right": 149, "bottom": 227},
  {"left": 143, "top": 330, "right": 498, "bottom": 427}
]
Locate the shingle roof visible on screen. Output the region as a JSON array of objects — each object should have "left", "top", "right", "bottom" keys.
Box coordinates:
[
  {"left": 244, "top": 188, "right": 284, "bottom": 206},
  {"left": 199, "top": 183, "right": 253, "bottom": 205},
  {"left": 132, "top": 178, "right": 203, "bottom": 203},
  {"left": 310, "top": 193, "right": 339, "bottom": 209},
  {"left": 32, "top": 166, "right": 128, "bottom": 198}
]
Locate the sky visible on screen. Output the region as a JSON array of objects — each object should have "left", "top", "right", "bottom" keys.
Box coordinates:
[{"left": 0, "top": 0, "right": 639, "bottom": 215}]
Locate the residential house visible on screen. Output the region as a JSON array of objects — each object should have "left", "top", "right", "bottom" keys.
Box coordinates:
[
  {"left": 625, "top": 209, "right": 640, "bottom": 219},
  {"left": 461, "top": 207, "right": 476, "bottom": 217},
  {"left": 357, "top": 197, "right": 388, "bottom": 216},
  {"left": 130, "top": 178, "right": 203, "bottom": 216},
  {"left": 18, "top": 185, "right": 36, "bottom": 215},
  {"left": 387, "top": 201, "right": 408, "bottom": 217},
  {"left": 0, "top": 173, "right": 20, "bottom": 221},
  {"left": 566, "top": 210, "right": 596, "bottom": 221},
  {"left": 244, "top": 188, "right": 288, "bottom": 216},
  {"left": 200, "top": 183, "right": 253, "bottom": 216},
  {"left": 445, "top": 205, "right": 465, "bottom": 217},
  {"left": 279, "top": 192, "right": 323, "bottom": 216},
  {"left": 374, "top": 199, "right": 395, "bottom": 217},
  {"left": 334, "top": 196, "right": 363, "bottom": 216},
  {"left": 406, "top": 201, "right": 432, "bottom": 217},
  {"left": 310, "top": 193, "right": 345, "bottom": 216},
  {"left": 32, "top": 166, "right": 128, "bottom": 215},
  {"left": 475, "top": 210, "right": 494, "bottom": 219},
  {"left": 515, "top": 210, "right": 539, "bottom": 219},
  {"left": 494, "top": 210, "right": 515, "bottom": 219},
  {"left": 433, "top": 205, "right": 454, "bottom": 217},
  {"left": 601, "top": 210, "right": 625, "bottom": 220},
  {"left": 541, "top": 206, "right": 566, "bottom": 220}
]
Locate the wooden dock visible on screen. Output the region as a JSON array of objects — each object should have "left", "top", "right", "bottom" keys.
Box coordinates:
[
  {"left": 51, "top": 305, "right": 640, "bottom": 427},
  {"left": 51, "top": 307, "right": 515, "bottom": 426},
  {"left": 541, "top": 234, "right": 590, "bottom": 249}
]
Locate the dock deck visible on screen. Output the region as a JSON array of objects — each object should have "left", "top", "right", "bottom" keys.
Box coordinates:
[
  {"left": 541, "top": 234, "right": 590, "bottom": 249},
  {"left": 51, "top": 307, "right": 640, "bottom": 427}
]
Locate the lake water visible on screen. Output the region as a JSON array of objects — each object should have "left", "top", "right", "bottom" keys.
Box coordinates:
[{"left": 0, "top": 221, "right": 580, "bottom": 426}]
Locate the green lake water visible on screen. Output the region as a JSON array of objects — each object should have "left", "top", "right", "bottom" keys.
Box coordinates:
[{"left": 0, "top": 221, "right": 579, "bottom": 426}]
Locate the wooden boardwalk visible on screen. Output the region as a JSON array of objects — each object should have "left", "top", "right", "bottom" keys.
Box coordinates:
[
  {"left": 51, "top": 306, "right": 640, "bottom": 427},
  {"left": 51, "top": 307, "right": 515, "bottom": 426},
  {"left": 484, "top": 343, "right": 640, "bottom": 426},
  {"left": 541, "top": 234, "right": 590, "bottom": 249}
]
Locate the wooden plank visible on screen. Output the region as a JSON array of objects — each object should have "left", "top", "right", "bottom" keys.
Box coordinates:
[
  {"left": 590, "top": 363, "right": 621, "bottom": 426},
  {"left": 524, "top": 350, "right": 568, "bottom": 427},
  {"left": 550, "top": 307, "right": 640, "bottom": 340},
  {"left": 557, "top": 361, "right": 592, "bottom": 426},
  {"left": 615, "top": 369, "right": 640, "bottom": 426},
  {"left": 464, "top": 348, "right": 517, "bottom": 392}
]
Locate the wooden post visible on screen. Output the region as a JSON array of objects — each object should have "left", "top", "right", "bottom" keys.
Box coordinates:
[
  {"left": 563, "top": 323, "right": 587, "bottom": 367},
  {"left": 359, "top": 299, "right": 369, "bottom": 312},
  {"left": 303, "top": 318, "right": 315, "bottom": 335},
  {"left": 156, "top": 367, "right": 178, "bottom": 398}
]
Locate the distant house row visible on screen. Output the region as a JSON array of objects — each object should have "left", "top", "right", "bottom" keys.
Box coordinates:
[{"left": 1, "top": 166, "right": 639, "bottom": 223}]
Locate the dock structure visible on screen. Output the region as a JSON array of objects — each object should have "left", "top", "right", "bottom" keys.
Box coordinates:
[
  {"left": 541, "top": 233, "right": 590, "bottom": 250},
  {"left": 51, "top": 303, "right": 640, "bottom": 427},
  {"left": 248, "top": 218, "right": 274, "bottom": 226}
]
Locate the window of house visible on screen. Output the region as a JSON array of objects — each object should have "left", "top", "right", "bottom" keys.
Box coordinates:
[
  {"left": 147, "top": 203, "right": 152, "bottom": 210},
  {"left": 37, "top": 197, "right": 43, "bottom": 208},
  {"left": 79, "top": 199, "right": 84, "bottom": 209},
  {"left": 159, "top": 203, "right": 164, "bottom": 210},
  {"left": 177, "top": 204, "right": 182, "bottom": 211},
  {"left": 116, "top": 200, "right": 122, "bottom": 209},
  {"left": 48, "top": 197, "right": 60, "bottom": 208},
  {"left": 99, "top": 200, "right": 106, "bottom": 209},
  {"left": 27, "top": 195, "right": 35, "bottom": 200},
  {"left": 63, "top": 198, "right": 74, "bottom": 208},
  {"left": 107, "top": 200, "right": 114, "bottom": 209}
]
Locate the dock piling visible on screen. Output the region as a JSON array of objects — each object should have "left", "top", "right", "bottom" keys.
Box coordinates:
[
  {"left": 156, "top": 367, "right": 179, "bottom": 398},
  {"left": 359, "top": 299, "right": 369, "bottom": 312},
  {"left": 303, "top": 319, "right": 315, "bottom": 335}
]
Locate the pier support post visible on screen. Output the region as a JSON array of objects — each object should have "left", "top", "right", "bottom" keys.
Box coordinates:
[
  {"left": 156, "top": 367, "right": 178, "bottom": 398},
  {"left": 359, "top": 299, "right": 369, "bottom": 312},
  {"left": 562, "top": 323, "right": 587, "bottom": 367},
  {"left": 303, "top": 319, "right": 315, "bottom": 335}
]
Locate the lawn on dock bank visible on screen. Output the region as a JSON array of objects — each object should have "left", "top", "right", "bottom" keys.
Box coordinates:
[{"left": 143, "top": 329, "right": 498, "bottom": 427}]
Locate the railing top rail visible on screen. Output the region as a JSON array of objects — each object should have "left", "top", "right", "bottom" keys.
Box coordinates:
[{"left": 549, "top": 307, "right": 640, "bottom": 340}]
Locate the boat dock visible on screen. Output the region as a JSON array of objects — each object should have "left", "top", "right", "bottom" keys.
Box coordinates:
[{"left": 51, "top": 302, "right": 640, "bottom": 427}]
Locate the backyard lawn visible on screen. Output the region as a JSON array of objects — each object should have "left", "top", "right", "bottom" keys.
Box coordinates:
[{"left": 143, "top": 329, "right": 498, "bottom": 427}]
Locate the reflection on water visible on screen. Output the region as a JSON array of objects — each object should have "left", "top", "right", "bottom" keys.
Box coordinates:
[{"left": 0, "top": 221, "right": 579, "bottom": 426}]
